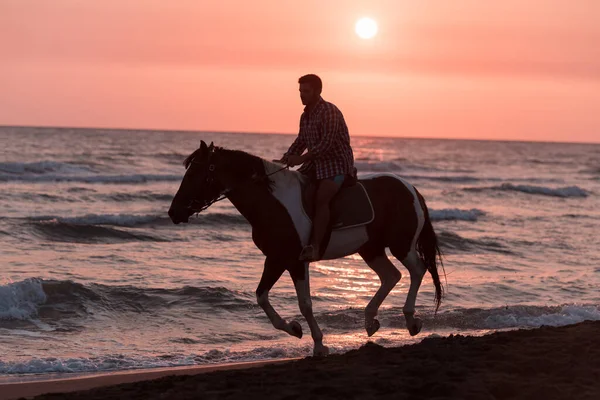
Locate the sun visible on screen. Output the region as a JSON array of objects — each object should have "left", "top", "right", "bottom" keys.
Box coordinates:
[{"left": 355, "top": 17, "right": 378, "bottom": 39}]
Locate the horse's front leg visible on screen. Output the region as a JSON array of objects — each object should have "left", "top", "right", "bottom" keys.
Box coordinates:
[
  {"left": 256, "top": 257, "right": 303, "bottom": 339},
  {"left": 290, "top": 261, "right": 329, "bottom": 357}
]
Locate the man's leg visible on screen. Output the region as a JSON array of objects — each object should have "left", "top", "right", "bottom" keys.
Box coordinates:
[{"left": 300, "top": 176, "right": 343, "bottom": 261}]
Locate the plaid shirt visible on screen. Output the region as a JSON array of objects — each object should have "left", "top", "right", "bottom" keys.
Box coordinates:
[{"left": 284, "top": 98, "right": 355, "bottom": 180}]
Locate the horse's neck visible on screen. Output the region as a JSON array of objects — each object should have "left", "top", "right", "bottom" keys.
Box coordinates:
[
  {"left": 262, "top": 160, "right": 306, "bottom": 186},
  {"left": 226, "top": 185, "right": 274, "bottom": 227},
  {"left": 225, "top": 160, "right": 304, "bottom": 226}
]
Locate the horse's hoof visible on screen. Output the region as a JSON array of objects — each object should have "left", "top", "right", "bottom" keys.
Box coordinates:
[
  {"left": 313, "top": 345, "right": 329, "bottom": 357},
  {"left": 289, "top": 320, "right": 303, "bottom": 339},
  {"left": 366, "top": 318, "right": 381, "bottom": 337},
  {"left": 408, "top": 318, "right": 423, "bottom": 336}
]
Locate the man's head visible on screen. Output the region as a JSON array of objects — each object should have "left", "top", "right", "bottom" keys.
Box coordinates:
[{"left": 298, "top": 74, "right": 322, "bottom": 106}]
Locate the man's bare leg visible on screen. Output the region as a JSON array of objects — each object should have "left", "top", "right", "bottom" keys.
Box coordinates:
[{"left": 300, "top": 178, "right": 342, "bottom": 261}]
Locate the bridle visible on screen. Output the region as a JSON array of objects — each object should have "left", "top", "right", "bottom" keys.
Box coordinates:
[{"left": 186, "top": 147, "right": 288, "bottom": 213}]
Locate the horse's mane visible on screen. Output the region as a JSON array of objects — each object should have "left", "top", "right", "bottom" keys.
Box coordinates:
[
  {"left": 183, "top": 146, "right": 274, "bottom": 192},
  {"left": 183, "top": 147, "right": 203, "bottom": 169}
]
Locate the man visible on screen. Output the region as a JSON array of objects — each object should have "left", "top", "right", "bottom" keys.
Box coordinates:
[{"left": 276, "top": 74, "right": 355, "bottom": 262}]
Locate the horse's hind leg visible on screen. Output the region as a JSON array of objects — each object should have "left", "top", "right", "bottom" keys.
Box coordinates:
[
  {"left": 396, "top": 250, "right": 427, "bottom": 336},
  {"left": 359, "top": 249, "right": 402, "bottom": 337},
  {"left": 289, "top": 261, "right": 329, "bottom": 357}
]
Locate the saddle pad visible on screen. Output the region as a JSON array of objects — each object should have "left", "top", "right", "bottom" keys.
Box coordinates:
[
  {"left": 330, "top": 182, "right": 374, "bottom": 230},
  {"left": 263, "top": 160, "right": 374, "bottom": 247},
  {"left": 303, "top": 182, "right": 375, "bottom": 231}
]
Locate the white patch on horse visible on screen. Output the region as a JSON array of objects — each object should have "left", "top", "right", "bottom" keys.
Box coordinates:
[
  {"left": 361, "top": 173, "right": 425, "bottom": 256},
  {"left": 263, "top": 161, "right": 370, "bottom": 257},
  {"left": 262, "top": 161, "right": 312, "bottom": 245},
  {"left": 322, "top": 227, "right": 369, "bottom": 260}
]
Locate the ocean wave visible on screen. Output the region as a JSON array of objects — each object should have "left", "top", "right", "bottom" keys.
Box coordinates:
[
  {"left": 315, "top": 304, "right": 600, "bottom": 332},
  {"left": 355, "top": 161, "right": 403, "bottom": 172},
  {"left": 29, "top": 212, "right": 247, "bottom": 228},
  {"left": 401, "top": 174, "right": 482, "bottom": 183},
  {"left": 437, "top": 231, "right": 514, "bottom": 254},
  {"left": 0, "top": 279, "right": 256, "bottom": 323},
  {"left": 359, "top": 172, "right": 482, "bottom": 183},
  {"left": 102, "top": 191, "right": 175, "bottom": 202},
  {"left": 499, "top": 183, "right": 589, "bottom": 197},
  {"left": 423, "top": 304, "right": 600, "bottom": 330},
  {"left": 0, "top": 344, "right": 313, "bottom": 375},
  {"left": 30, "top": 214, "right": 164, "bottom": 227},
  {"left": 481, "top": 305, "right": 600, "bottom": 329},
  {"left": 18, "top": 213, "right": 247, "bottom": 243},
  {"left": 561, "top": 213, "right": 596, "bottom": 219},
  {"left": 0, "top": 192, "right": 78, "bottom": 203},
  {"left": 0, "top": 173, "right": 182, "bottom": 184},
  {"left": 0, "top": 279, "right": 47, "bottom": 320},
  {"left": 152, "top": 152, "right": 189, "bottom": 164},
  {"left": 0, "top": 161, "right": 93, "bottom": 175},
  {"left": 578, "top": 167, "right": 600, "bottom": 175},
  {"left": 2, "top": 300, "right": 598, "bottom": 374},
  {"left": 28, "top": 220, "right": 167, "bottom": 243},
  {"left": 430, "top": 208, "right": 485, "bottom": 222},
  {"left": 527, "top": 158, "right": 575, "bottom": 166},
  {"left": 355, "top": 159, "right": 474, "bottom": 174},
  {"left": 466, "top": 183, "right": 589, "bottom": 198},
  {"left": 0, "top": 354, "right": 196, "bottom": 374},
  {"left": 195, "top": 213, "right": 248, "bottom": 226},
  {"left": 393, "top": 159, "right": 476, "bottom": 174},
  {"left": 67, "top": 187, "right": 97, "bottom": 193}
]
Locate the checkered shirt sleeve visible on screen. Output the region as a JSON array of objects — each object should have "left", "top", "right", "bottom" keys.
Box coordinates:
[{"left": 284, "top": 99, "right": 354, "bottom": 180}]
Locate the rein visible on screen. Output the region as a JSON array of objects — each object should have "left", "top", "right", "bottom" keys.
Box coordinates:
[{"left": 187, "top": 160, "right": 289, "bottom": 213}]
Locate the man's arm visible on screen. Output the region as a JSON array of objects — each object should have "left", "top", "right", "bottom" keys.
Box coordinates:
[
  {"left": 285, "top": 134, "right": 307, "bottom": 157},
  {"left": 274, "top": 133, "right": 306, "bottom": 164},
  {"left": 304, "top": 106, "right": 338, "bottom": 161}
]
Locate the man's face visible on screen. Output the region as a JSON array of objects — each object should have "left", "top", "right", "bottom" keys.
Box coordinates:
[{"left": 299, "top": 83, "right": 318, "bottom": 106}]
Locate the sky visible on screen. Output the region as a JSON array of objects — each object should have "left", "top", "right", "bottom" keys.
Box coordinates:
[{"left": 1, "top": 0, "right": 599, "bottom": 143}]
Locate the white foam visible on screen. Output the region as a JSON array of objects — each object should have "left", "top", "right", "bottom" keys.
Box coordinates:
[
  {"left": 430, "top": 208, "right": 485, "bottom": 221},
  {"left": 483, "top": 305, "right": 600, "bottom": 329},
  {"left": 0, "top": 279, "right": 46, "bottom": 320},
  {"left": 0, "top": 346, "right": 310, "bottom": 375}
]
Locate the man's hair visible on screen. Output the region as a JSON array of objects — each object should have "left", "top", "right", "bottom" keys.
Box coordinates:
[{"left": 298, "top": 74, "right": 322, "bottom": 94}]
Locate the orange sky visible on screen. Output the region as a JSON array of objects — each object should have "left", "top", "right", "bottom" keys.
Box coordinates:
[{"left": 1, "top": 0, "right": 599, "bottom": 143}]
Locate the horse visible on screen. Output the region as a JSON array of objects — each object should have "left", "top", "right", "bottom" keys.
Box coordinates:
[{"left": 168, "top": 141, "right": 444, "bottom": 356}]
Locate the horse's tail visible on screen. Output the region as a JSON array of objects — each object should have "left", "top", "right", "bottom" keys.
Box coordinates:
[{"left": 415, "top": 188, "right": 445, "bottom": 313}]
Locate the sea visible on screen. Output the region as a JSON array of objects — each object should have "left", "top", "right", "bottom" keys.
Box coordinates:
[{"left": 1, "top": 126, "right": 599, "bottom": 377}]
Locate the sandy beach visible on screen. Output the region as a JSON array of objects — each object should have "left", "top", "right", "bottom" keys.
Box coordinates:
[{"left": 3, "top": 320, "right": 598, "bottom": 400}]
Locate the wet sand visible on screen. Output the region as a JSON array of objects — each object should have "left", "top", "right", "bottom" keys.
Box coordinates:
[{"left": 7, "top": 321, "right": 600, "bottom": 400}]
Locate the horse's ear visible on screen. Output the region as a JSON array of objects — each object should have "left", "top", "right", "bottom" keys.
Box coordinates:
[
  {"left": 200, "top": 140, "right": 207, "bottom": 152},
  {"left": 209, "top": 141, "right": 214, "bottom": 150}
]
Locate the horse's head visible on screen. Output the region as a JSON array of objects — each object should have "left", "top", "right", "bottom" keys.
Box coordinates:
[{"left": 168, "top": 140, "right": 227, "bottom": 224}]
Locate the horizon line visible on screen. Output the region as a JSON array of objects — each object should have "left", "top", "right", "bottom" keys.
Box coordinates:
[{"left": 1, "top": 124, "right": 598, "bottom": 146}]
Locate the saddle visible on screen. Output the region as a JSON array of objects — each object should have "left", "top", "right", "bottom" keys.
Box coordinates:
[{"left": 300, "top": 175, "right": 374, "bottom": 230}]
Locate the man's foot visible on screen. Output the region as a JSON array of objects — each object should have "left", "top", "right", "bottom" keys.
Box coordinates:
[{"left": 299, "top": 245, "right": 319, "bottom": 261}]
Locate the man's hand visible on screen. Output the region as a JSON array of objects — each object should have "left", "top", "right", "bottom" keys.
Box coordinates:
[
  {"left": 286, "top": 154, "right": 306, "bottom": 167},
  {"left": 272, "top": 155, "right": 289, "bottom": 164}
]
